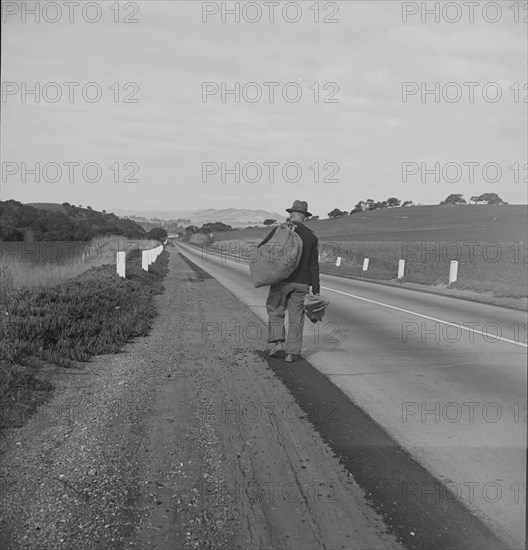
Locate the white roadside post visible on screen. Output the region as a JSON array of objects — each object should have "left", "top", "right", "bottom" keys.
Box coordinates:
[
  {"left": 449, "top": 260, "right": 458, "bottom": 284},
  {"left": 362, "top": 258, "right": 370, "bottom": 271},
  {"left": 116, "top": 251, "right": 126, "bottom": 278},
  {"left": 142, "top": 250, "right": 149, "bottom": 271},
  {"left": 398, "top": 259, "right": 405, "bottom": 279},
  {"left": 336, "top": 256, "right": 342, "bottom": 267}
]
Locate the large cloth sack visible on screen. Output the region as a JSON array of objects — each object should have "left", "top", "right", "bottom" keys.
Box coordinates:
[
  {"left": 248, "top": 221, "right": 303, "bottom": 288},
  {"left": 304, "top": 293, "right": 330, "bottom": 323}
]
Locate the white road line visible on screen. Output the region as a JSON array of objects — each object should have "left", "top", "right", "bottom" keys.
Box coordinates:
[
  {"left": 321, "top": 286, "right": 527, "bottom": 349},
  {"left": 179, "top": 244, "right": 528, "bottom": 349}
]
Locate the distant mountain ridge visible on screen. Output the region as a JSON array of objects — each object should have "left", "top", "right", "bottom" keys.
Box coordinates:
[{"left": 113, "top": 208, "right": 287, "bottom": 227}]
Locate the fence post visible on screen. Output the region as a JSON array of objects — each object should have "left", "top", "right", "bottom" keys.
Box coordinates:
[
  {"left": 398, "top": 259, "right": 405, "bottom": 279},
  {"left": 116, "top": 251, "right": 126, "bottom": 278},
  {"left": 336, "top": 256, "right": 342, "bottom": 267},
  {"left": 362, "top": 258, "right": 369, "bottom": 271},
  {"left": 449, "top": 260, "right": 458, "bottom": 284}
]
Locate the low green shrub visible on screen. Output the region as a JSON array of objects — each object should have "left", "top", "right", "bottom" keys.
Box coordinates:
[{"left": 1, "top": 249, "right": 168, "bottom": 368}]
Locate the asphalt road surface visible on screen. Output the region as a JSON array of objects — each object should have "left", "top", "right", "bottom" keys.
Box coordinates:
[{"left": 177, "top": 242, "right": 527, "bottom": 550}]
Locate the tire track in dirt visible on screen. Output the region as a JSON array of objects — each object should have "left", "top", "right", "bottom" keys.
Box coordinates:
[
  {"left": 177, "top": 247, "right": 518, "bottom": 550},
  {"left": 135, "top": 251, "right": 403, "bottom": 549}
]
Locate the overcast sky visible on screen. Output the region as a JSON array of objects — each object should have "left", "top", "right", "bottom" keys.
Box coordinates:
[{"left": 1, "top": 1, "right": 527, "bottom": 218}]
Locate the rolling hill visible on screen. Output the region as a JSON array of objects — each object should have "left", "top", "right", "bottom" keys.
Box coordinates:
[{"left": 1, "top": 201, "right": 147, "bottom": 241}]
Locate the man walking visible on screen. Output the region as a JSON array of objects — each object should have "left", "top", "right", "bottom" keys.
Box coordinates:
[{"left": 263, "top": 200, "right": 320, "bottom": 362}]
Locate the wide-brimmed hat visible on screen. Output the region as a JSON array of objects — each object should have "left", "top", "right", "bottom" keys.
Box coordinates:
[{"left": 286, "top": 200, "right": 311, "bottom": 217}]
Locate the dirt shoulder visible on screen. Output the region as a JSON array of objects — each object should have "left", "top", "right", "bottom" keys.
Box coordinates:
[{"left": 0, "top": 250, "right": 402, "bottom": 550}]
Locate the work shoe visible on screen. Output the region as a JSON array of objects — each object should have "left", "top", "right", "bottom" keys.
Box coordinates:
[
  {"left": 269, "top": 341, "right": 285, "bottom": 357},
  {"left": 285, "top": 354, "right": 299, "bottom": 362}
]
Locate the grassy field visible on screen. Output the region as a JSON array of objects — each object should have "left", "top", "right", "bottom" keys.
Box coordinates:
[
  {"left": 0, "top": 245, "right": 168, "bottom": 429},
  {"left": 319, "top": 241, "right": 527, "bottom": 298},
  {"left": 215, "top": 204, "right": 527, "bottom": 243},
  {"left": 0, "top": 236, "right": 159, "bottom": 289}
]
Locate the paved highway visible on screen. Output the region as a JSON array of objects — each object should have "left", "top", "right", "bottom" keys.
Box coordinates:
[{"left": 176, "top": 242, "right": 527, "bottom": 549}]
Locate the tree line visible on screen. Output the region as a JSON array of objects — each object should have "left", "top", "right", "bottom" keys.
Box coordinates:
[
  {"left": 184, "top": 221, "right": 234, "bottom": 234},
  {"left": 326, "top": 193, "right": 506, "bottom": 219}
]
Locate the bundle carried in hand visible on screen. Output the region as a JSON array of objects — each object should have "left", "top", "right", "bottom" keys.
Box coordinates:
[
  {"left": 249, "top": 221, "right": 303, "bottom": 288},
  {"left": 304, "top": 293, "right": 330, "bottom": 323}
]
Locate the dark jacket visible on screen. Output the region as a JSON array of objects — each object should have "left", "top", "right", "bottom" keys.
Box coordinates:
[{"left": 259, "top": 222, "right": 320, "bottom": 294}]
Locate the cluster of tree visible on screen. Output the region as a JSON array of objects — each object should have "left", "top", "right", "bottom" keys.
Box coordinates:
[
  {"left": 349, "top": 197, "right": 415, "bottom": 215},
  {"left": 326, "top": 198, "right": 414, "bottom": 218},
  {"left": 147, "top": 227, "right": 169, "bottom": 240},
  {"left": 327, "top": 209, "right": 348, "bottom": 219},
  {"left": 132, "top": 219, "right": 185, "bottom": 234},
  {"left": 128, "top": 215, "right": 191, "bottom": 232},
  {"left": 325, "top": 192, "right": 507, "bottom": 218},
  {"left": 184, "top": 221, "right": 233, "bottom": 235},
  {"left": 0, "top": 200, "right": 167, "bottom": 242},
  {"left": 440, "top": 193, "right": 506, "bottom": 205}
]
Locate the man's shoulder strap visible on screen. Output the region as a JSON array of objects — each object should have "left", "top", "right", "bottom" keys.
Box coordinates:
[
  {"left": 288, "top": 220, "right": 313, "bottom": 232},
  {"left": 281, "top": 220, "right": 297, "bottom": 231}
]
